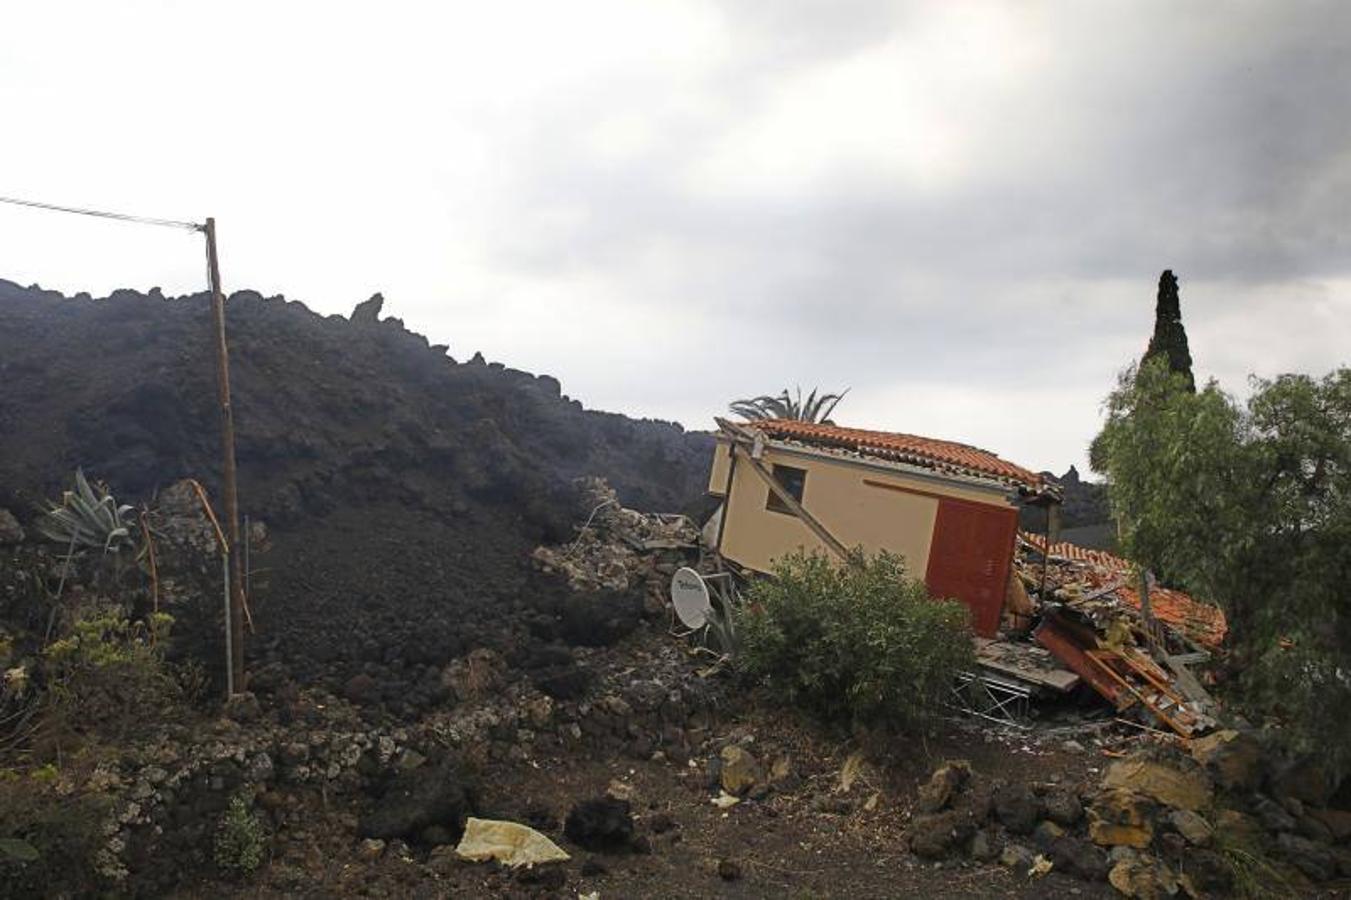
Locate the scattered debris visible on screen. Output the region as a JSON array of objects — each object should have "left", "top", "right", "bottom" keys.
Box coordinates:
[
  {"left": 973, "top": 637, "right": 1079, "bottom": 694},
  {"left": 531, "top": 479, "right": 699, "bottom": 594},
  {"left": 5, "top": 280, "right": 1342, "bottom": 899},
  {"left": 1035, "top": 609, "right": 1211, "bottom": 737},
  {"left": 711, "top": 791, "right": 741, "bottom": 810},
  {"left": 998, "top": 532, "right": 1227, "bottom": 737},
  {"left": 1019, "top": 533, "right": 1226, "bottom": 648}
]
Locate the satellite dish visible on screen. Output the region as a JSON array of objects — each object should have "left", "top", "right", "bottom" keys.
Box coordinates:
[{"left": 670, "top": 567, "right": 713, "bottom": 630}]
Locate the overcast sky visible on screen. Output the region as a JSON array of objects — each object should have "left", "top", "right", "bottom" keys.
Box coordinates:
[{"left": 3, "top": 1, "right": 1348, "bottom": 474}]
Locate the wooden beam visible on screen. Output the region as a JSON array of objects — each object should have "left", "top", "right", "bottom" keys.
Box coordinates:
[{"left": 716, "top": 419, "right": 854, "bottom": 564}]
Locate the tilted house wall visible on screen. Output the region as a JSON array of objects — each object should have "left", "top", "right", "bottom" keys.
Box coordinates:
[{"left": 708, "top": 419, "right": 1049, "bottom": 638}]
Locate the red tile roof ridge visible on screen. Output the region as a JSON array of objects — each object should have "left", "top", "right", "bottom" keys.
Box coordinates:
[
  {"left": 743, "top": 418, "right": 1045, "bottom": 490},
  {"left": 1021, "top": 532, "right": 1123, "bottom": 569}
]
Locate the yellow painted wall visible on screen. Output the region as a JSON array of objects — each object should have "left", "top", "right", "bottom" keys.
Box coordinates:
[
  {"left": 708, "top": 440, "right": 733, "bottom": 494},
  {"left": 716, "top": 441, "right": 1015, "bottom": 577}
]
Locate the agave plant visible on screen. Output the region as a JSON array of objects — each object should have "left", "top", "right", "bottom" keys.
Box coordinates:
[
  {"left": 37, "top": 469, "right": 136, "bottom": 554},
  {"left": 728, "top": 386, "right": 849, "bottom": 424},
  {"left": 704, "top": 601, "right": 738, "bottom": 658}
]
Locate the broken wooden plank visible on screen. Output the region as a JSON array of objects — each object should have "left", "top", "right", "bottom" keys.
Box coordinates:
[
  {"left": 974, "top": 650, "right": 1081, "bottom": 693},
  {"left": 641, "top": 538, "right": 697, "bottom": 551},
  {"left": 1164, "top": 655, "right": 1217, "bottom": 707}
]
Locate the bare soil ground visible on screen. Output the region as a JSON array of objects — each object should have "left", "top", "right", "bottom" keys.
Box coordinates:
[{"left": 192, "top": 691, "right": 1118, "bottom": 899}]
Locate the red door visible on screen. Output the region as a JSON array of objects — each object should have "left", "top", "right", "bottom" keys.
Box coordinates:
[{"left": 924, "top": 499, "right": 1017, "bottom": 638}]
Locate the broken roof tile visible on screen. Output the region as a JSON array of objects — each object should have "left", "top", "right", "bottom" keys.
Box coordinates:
[{"left": 1020, "top": 532, "right": 1228, "bottom": 648}]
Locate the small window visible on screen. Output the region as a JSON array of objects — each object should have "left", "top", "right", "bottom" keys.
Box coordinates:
[{"left": 766, "top": 464, "right": 807, "bottom": 514}]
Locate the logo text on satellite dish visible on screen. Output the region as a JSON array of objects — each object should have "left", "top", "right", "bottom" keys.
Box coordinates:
[{"left": 670, "top": 566, "right": 713, "bottom": 630}]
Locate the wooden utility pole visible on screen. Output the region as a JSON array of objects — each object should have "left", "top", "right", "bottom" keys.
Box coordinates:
[
  {"left": 0, "top": 197, "right": 246, "bottom": 695},
  {"left": 203, "top": 217, "right": 245, "bottom": 698}
]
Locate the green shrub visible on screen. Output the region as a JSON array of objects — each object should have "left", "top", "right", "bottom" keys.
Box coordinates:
[
  {"left": 214, "top": 793, "right": 266, "bottom": 875},
  {"left": 736, "top": 550, "right": 974, "bottom": 731},
  {"left": 43, "top": 606, "right": 177, "bottom": 742},
  {"left": 0, "top": 777, "right": 110, "bottom": 896}
]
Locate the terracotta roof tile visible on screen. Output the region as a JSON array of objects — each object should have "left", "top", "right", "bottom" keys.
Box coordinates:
[
  {"left": 1021, "top": 532, "right": 1228, "bottom": 647},
  {"left": 745, "top": 418, "right": 1045, "bottom": 491}
]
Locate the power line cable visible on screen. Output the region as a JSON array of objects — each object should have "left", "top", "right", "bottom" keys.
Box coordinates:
[{"left": 0, "top": 194, "right": 201, "bottom": 231}]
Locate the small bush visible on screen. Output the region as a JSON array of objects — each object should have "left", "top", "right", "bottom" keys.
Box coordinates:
[
  {"left": 0, "top": 777, "right": 110, "bottom": 896},
  {"left": 214, "top": 793, "right": 266, "bottom": 875},
  {"left": 43, "top": 605, "right": 178, "bottom": 742},
  {"left": 736, "top": 550, "right": 974, "bottom": 731}
]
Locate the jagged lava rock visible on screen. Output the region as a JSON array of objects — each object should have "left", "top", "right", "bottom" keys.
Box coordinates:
[{"left": 358, "top": 760, "right": 474, "bottom": 841}]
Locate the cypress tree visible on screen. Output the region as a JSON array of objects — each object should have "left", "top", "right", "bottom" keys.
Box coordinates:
[{"left": 1143, "top": 269, "right": 1195, "bottom": 392}]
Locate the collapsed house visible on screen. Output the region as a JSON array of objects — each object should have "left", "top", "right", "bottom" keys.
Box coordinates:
[
  {"left": 704, "top": 418, "right": 1227, "bottom": 737},
  {"left": 706, "top": 417, "right": 1057, "bottom": 637}
]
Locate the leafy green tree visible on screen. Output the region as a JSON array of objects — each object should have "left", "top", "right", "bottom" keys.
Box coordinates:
[
  {"left": 1144, "top": 269, "right": 1196, "bottom": 392},
  {"left": 1095, "top": 358, "right": 1351, "bottom": 766},
  {"left": 728, "top": 386, "right": 849, "bottom": 424},
  {"left": 735, "top": 550, "right": 973, "bottom": 731}
]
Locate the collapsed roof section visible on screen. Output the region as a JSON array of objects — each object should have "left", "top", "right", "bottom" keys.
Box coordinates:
[
  {"left": 1014, "top": 532, "right": 1227, "bottom": 737},
  {"left": 741, "top": 418, "right": 1056, "bottom": 498},
  {"left": 1020, "top": 532, "right": 1227, "bottom": 649}
]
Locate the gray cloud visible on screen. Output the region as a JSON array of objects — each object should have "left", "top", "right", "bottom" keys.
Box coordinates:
[{"left": 1, "top": 1, "right": 1348, "bottom": 473}]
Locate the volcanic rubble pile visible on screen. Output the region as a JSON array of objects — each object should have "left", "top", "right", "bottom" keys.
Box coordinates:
[
  {"left": 908, "top": 730, "right": 1351, "bottom": 896},
  {"left": 0, "top": 280, "right": 714, "bottom": 690}
]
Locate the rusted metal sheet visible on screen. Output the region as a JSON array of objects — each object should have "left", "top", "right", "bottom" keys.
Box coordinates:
[{"left": 925, "top": 498, "right": 1017, "bottom": 638}]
